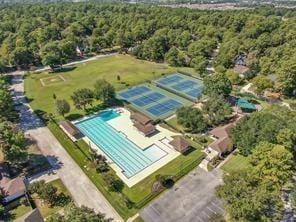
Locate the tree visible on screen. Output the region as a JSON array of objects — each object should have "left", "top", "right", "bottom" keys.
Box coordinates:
[
  {"left": 93, "top": 80, "right": 115, "bottom": 104},
  {"left": 230, "top": 107, "right": 292, "bottom": 156},
  {"left": 225, "top": 69, "right": 242, "bottom": 85},
  {"left": 47, "top": 203, "right": 111, "bottom": 222},
  {"left": 217, "top": 142, "right": 294, "bottom": 221},
  {"left": 71, "top": 88, "right": 94, "bottom": 110},
  {"left": 39, "top": 183, "right": 58, "bottom": 206},
  {"left": 250, "top": 142, "right": 294, "bottom": 187},
  {"left": 191, "top": 56, "right": 208, "bottom": 75},
  {"left": 29, "top": 180, "right": 58, "bottom": 206},
  {"left": 203, "top": 73, "right": 232, "bottom": 96},
  {"left": 176, "top": 107, "right": 207, "bottom": 133},
  {"left": 164, "top": 47, "right": 186, "bottom": 67},
  {"left": 102, "top": 173, "right": 124, "bottom": 192},
  {"left": 56, "top": 99, "right": 70, "bottom": 117},
  {"left": 278, "top": 59, "right": 296, "bottom": 97},
  {"left": 217, "top": 170, "right": 283, "bottom": 222},
  {"left": 202, "top": 95, "right": 232, "bottom": 126},
  {"left": 42, "top": 53, "right": 62, "bottom": 70},
  {"left": 252, "top": 75, "right": 273, "bottom": 95}
]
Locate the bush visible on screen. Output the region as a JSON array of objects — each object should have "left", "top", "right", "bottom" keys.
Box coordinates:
[{"left": 102, "top": 173, "right": 124, "bottom": 192}]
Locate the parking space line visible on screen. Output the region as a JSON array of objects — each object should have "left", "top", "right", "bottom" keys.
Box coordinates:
[
  {"left": 206, "top": 206, "right": 217, "bottom": 214},
  {"left": 211, "top": 202, "right": 224, "bottom": 212}
]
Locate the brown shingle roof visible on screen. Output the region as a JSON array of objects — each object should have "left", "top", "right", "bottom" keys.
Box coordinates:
[
  {"left": 209, "top": 137, "right": 233, "bottom": 153},
  {"left": 16, "top": 208, "right": 44, "bottom": 222},
  {"left": 169, "top": 136, "right": 190, "bottom": 153},
  {"left": 0, "top": 176, "right": 26, "bottom": 197},
  {"left": 131, "top": 112, "right": 152, "bottom": 125},
  {"left": 60, "top": 121, "right": 83, "bottom": 139},
  {"left": 134, "top": 122, "right": 156, "bottom": 136},
  {"left": 209, "top": 123, "right": 234, "bottom": 139}
]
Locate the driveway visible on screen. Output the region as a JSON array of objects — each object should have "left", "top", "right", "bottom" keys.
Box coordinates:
[
  {"left": 140, "top": 167, "right": 225, "bottom": 222},
  {"left": 10, "top": 71, "right": 122, "bottom": 221}
]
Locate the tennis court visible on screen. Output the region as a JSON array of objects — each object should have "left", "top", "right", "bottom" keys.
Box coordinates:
[
  {"left": 117, "top": 84, "right": 192, "bottom": 119},
  {"left": 155, "top": 73, "right": 204, "bottom": 101}
]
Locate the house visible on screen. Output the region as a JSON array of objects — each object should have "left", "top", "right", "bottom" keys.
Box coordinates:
[
  {"left": 169, "top": 136, "right": 190, "bottom": 154},
  {"left": 131, "top": 112, "right": 156, "bottom": 136},
  {"left": 207, "top": 123, "right": 234, "bottom": 157},
  {"left": 0, "top": 165, "right": 26, "bottom": 203},
  {"left": 60, "top": 121, "right": 84, "bottom": 142},
  {"left": 233, "top": 54, "right": 250, "bottom": 78}
]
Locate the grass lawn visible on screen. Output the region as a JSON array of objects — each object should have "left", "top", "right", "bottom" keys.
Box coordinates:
[
  {"left": 48, "top": 120, "right": 205, "bottom": 219},
  {"left": 33, "top": 179, "right": 71, "bottom": 218},
  {"left": 6, "top": 203, "right": 32, "bottom": 220},
  {"left": 25, "top": 54, "right": 191, "bottom": 118},
  {"left": 221, "top": 153, "right": 250, "bottom": 174},
  {"left": 166, "top": 116, "right": 185, "bottom": 132}
]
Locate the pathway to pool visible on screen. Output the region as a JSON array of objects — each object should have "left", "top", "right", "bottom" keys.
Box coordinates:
[{"left": 10, "top": 71, "right": 122, "bottom": 221}]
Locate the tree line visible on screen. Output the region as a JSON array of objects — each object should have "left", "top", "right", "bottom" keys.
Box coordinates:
[{"left": 0, "top": 3, "right": 295, "bottom": 96}]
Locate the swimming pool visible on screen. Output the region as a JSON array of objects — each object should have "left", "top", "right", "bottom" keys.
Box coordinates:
[{"left": 75, "top": 110, "right": 167, "bottom": 178}]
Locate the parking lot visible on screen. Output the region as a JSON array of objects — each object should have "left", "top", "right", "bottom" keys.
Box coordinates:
[{"left": 140, "top": 167, "right": 225, "bottom": 222}]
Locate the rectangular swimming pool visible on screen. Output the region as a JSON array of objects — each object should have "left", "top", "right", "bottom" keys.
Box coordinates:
[{"left": 75, "top": 110, "right": 167, "bottom": 178}]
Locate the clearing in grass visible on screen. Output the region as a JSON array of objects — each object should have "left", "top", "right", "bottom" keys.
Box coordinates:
[{"left": 221, "top": 153, "right": 250, "bottom": 173}]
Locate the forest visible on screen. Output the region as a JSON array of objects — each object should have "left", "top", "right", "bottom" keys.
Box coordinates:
[{"left": 0, "top": 3, "right": 295, "bottom": 97}]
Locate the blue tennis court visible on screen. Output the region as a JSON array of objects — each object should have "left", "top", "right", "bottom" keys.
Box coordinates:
[
  {"left": 155, "top": 73, "right": 204, "bottom": 101},
  {"left": 131, "top": 92, "right": 165, "bottom": 107},
  {"left": 117, "top": 84, "right": 191, "bottom": 119},
  {"left": 157, "top": 75, "right": 183, "bottom": 85},
  {"left": 119, "top": 86, "right": 151, "bottom": 99},
  {"left": 147, "top": 99, "right": 183, "bottom": 116}
]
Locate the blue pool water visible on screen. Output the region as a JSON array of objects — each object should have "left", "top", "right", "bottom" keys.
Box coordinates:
[{"left": 75, "top": 110, "right": 167, "bottom": 178}]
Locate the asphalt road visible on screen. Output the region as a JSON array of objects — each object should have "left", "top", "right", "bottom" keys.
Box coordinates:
[{"left": 140, "top": 167, "right": 225, "bottom": 222}]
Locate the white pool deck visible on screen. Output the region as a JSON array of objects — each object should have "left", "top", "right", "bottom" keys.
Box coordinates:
[{"left": 80, "top": 108, "right": 181, "bottom": 187}]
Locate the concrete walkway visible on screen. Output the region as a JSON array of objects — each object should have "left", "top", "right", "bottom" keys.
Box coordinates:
[
  {"left": 34, "top": 53, "right": 118, "bottom": 73},
  {"left": 10, "top": 71, "right": 122, "bottom": 222}
]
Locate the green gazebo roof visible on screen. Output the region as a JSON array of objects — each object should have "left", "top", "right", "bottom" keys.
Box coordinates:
[{"left": 236, "top": 98, "right": 256, "bottom": 110}]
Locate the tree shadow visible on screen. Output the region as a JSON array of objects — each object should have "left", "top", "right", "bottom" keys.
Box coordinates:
[
  {"left": 50, "top": 66, "right": 77, "bottom": 73},
  {"left": 65, "top": 113, "right": 84, "bottom": 121}
]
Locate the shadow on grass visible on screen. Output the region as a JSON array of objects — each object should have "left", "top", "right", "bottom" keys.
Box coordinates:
[
  {"left": 65, "top": 113, "right": 84, "bottom": 121},
  {"left": 50, "top": 66, "right": 77, "bottom": 73},
  {"left": 182, "top": 147, "right": 196, "bottom": 156}
]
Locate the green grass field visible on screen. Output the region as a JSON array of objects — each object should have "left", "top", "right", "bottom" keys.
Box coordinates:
[
  {"left": 221, "top": 154, "right": 250, "bottom": 173},
  {"left": 25, "top": 54, "right": 187, "bottom": 118}
]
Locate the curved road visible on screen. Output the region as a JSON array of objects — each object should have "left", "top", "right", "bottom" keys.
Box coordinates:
[{"left": 10, "top": 71, "right": 122, "bottom": 221}]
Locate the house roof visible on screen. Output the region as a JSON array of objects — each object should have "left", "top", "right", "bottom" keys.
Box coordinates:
[
  {"left": 60, "top": 121, "right": 83, "bottom": 139},
  {"left": 0, "top": 176, "right": 26, "bottom": 197},
  {"left": 131, "top": 112, "right": 152, "bottom": 125},
  {"left": 209, "top": 137, "right": 233, "bottom": 153},
  {"left": 16, "top": 208, "right": 44, "bottom": 222},
  {"left": 234, "top": 65, "right": 249, "bottom": 74},
  {"left": 134, "top": 122, "right": 156, "bottom": 136},
  {"left": 209, "top": 123, "right": 234, "bottom": 139},
  {"left": 169, "top": 136, "right": 190, "bottom": 153},
  {"left": 236, "top": 98, "right": 256, "bottom": 110}
]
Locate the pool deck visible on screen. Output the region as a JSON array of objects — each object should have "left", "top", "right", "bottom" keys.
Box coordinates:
[{"left": 80, "top": 108, "right": 181, "bottom": 187}]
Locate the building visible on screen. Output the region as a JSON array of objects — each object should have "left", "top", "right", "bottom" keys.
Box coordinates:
[
  {"left": 0, "top": 165, "right": 26, "bottom": 203},
  {"left": 236, "top": 98, "right": 257, "bottom": 113},
  {"left": 60, "top": 121, "right": 84, "bottom": 142},
  {"left": 16, "top": 208, "right": 44, "bottom": 222},
  {"left": 131, "top": 112, "right": 156, "bottom": 136},
  {"left": 207, "top": 123, "right": 234, "bottom": 157},
  {"left": 169, "top": 136, "right": 190, "bottom": 154}
]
